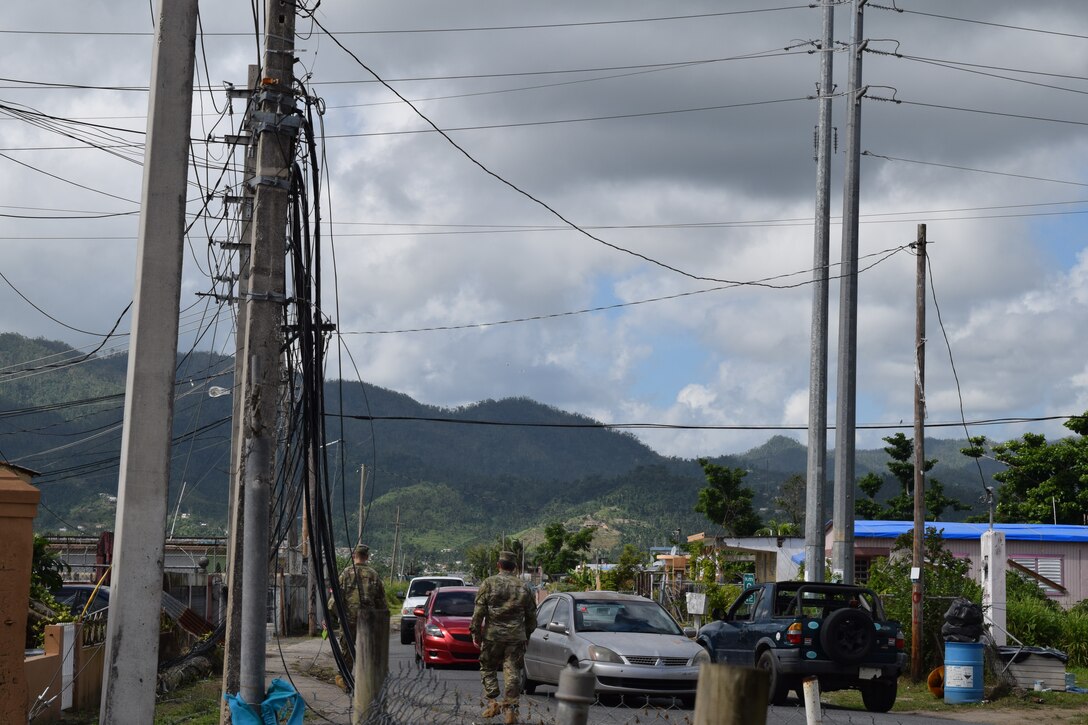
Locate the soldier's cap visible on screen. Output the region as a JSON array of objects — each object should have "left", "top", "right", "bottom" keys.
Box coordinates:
[
  {"left": 353, "top": 544, "right": 369, "bottom": 556},
  {"left": 498, "top": 550, "right": 516, "bottom": 565}
]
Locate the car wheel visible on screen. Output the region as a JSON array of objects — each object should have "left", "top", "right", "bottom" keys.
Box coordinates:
[
  {"left": 860, "top": 678, "right": 897, "bottom": 713},
  {"left": 819, "top": 608, "right": 874, "bottom": 664},
  {"left": 757, "top": 650, "right": 790, "bottom": 706},
  {"left": 400, "top": 624, "right": 414, "bottom": 645}
]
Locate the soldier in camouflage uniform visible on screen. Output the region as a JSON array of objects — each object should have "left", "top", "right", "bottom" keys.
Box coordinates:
[
  {"left": 329, "top": 544, "right": 386, "bottom": 684},
  {"left": 471, "top": 550, "right": 537, "bottom": 724}
]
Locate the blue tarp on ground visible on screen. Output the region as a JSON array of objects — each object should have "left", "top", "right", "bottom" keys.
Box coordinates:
[{"left": 854, "top": 520, "right": 1088, "bottom": 542}]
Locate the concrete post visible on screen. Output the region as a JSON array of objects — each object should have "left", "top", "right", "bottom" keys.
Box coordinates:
[
  {"left": 99, "top": 2, "right": 197, "bottom": 722},
  {"left": 352, "top": 608, "right": 390, "bottom": 724},
  {"left": 0, "top": 464, "right": 40, "bottom": 725},
  {"left": 981, "top": 530, "right": 1007, "bottom": 646},
  {"left": 555, "top": 664, "right": 595, "bottom": 725},
  {"left": 693, "top": 663, "right": 769, "bottom": 725}
]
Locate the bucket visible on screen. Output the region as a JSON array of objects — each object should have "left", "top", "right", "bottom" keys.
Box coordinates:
[{"left": 944, "top": 642, "right": 984, "bottom": 704}]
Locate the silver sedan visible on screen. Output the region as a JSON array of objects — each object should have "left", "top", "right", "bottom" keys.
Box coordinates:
[{"left": 523, "top": 591, "right": 709, "bottom": 697}]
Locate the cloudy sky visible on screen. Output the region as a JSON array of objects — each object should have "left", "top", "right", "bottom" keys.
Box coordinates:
[{"left": 2, "top": 1, "right": 1087, "bottom": 459}]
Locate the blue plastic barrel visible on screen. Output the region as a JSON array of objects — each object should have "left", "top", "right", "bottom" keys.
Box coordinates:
[{"left": 944, "top": 642, "right": 984, "bottom": 704}]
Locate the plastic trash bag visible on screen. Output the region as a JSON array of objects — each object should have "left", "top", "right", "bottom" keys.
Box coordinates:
[{"left": 225, "top": 678, "right": 306, "bottom": 725}]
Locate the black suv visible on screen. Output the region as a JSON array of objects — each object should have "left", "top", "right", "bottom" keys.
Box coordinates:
[{"left": 696, "top": 582, "right": 905, "bottom": 712}]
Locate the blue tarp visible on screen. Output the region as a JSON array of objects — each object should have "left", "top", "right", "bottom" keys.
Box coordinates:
[
  {"left": 225, "top": 679, "right": 305, "bottom": 725},
  {"left": 853, "top": 520, "right": 1088, "bottom": 542}
]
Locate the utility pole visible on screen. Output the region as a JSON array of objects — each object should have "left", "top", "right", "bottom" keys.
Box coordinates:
[
  {"left": 220, "top": 64, "right": 260, "bottom": 722},
  {"left": 804, "top": 0, "right": 835, "bottom": 584},
  {"left": 911, "top": 224, "right": 927, "bottom": 680},
  {"left": 237, "top": 0, "right": 298, "bottom": 708},
  {"left": 831, "top": 0, "right": 867, "bottom": 585},
  {"left": 357, "top": 465, "right": 367, "bottom": 544},
  {"left": 389, "top": 506, "right": 401, "bottom": 586},
  {"left": 100, "top": 2, "right": 197, "bottom": 722}
]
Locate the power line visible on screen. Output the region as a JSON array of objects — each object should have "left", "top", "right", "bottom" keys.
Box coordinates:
[
  {"left": 0, "top": 6, "right": 811, "bottom": 37},
  {"left": 331, "top": 411, "right": 1083, "bottom": 432},
  {"left": 310, "top": 14, "right": 807, "bottom": 286},
  {"left": 886, "top": 7, "right": 1088, "bottom": 41},
  {"left": 341, "top": 244, "right": 909, "bottom": 335},
  {"left": 863, "top": 151, "right": 1088, "bottom": 188}
]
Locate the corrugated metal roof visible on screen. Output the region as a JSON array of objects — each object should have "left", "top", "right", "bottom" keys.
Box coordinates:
[{"left": 854, "top": 520, "right": 1088, "bottom": 542}]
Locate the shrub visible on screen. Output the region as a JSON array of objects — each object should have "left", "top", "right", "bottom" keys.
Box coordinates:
[
  {"left": 865, "top": 527, "right": 982, "bottom": 671},
  {"left": 1061, "top": 612, "right": 1088, "bottom": 667},
  {"left": 1006, "top": 596, "right": 1064, "bottom": 647}
]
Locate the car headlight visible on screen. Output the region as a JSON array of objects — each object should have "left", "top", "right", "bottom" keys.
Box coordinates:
[
  {"left": 692, "top": 647, "right": 711, "bottom": 666},
  {"left": 587, "top": 645, "right": 623, "bottom": 663},
  {"left": 424, "top": 623, "right": 444, "bottom": 638}
]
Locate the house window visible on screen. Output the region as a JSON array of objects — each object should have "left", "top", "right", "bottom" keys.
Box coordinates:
[
  {"left": 854, "top": 557, "right": 872, "bottom": 584},
  {"left": 1010, "top": 556, "right": 1063, "bottom": 595}
]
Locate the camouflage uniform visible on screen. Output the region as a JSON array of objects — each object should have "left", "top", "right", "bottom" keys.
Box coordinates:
[
  {"left": 471, "top": 569, "right": 537, "bottom": 709},
  {"left": 329, "top": 559, "right": 387, "bottom": 666}
]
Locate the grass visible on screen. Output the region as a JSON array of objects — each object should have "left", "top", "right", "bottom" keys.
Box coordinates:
[{"left": 823, "top": 666, "right": 1088, "bottom": 720}]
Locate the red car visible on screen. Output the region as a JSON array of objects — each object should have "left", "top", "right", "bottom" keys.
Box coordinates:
[{"left": 413, "top": 586, "right": 480, "bottom": 667}]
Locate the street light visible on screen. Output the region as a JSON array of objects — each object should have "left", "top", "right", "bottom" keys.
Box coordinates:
[{"left": 208, "top": 386, "right": 231, "bottom": 397}]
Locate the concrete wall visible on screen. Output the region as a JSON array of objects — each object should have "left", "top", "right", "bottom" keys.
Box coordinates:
[{"left": 24, "top": 622, "right": 104, "bottom": 723}]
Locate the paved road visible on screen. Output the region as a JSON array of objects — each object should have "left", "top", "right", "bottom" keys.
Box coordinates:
[{"left": 385, "top": 635, "right": 984, "bottom": 725}]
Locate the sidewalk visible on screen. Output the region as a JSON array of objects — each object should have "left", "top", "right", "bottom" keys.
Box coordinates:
[{"left": 264, "top": 635, "right": 353, "bottom": 722}]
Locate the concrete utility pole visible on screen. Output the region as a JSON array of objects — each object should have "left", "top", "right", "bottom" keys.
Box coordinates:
[
  {"left": 237, "top": 0, "right": 298, "bottom": 707},
  {"left": 831, "top": 0, "right": 867, "bottom": 585},
  {"left": 220, "top": 64, "right": 260, "bottom": 722},
  {"left": 804, "top": 0, "right": 835, "bottom": 584},
  {"left": 911, "top": 224, "right": 927, "bottom": 680},
  {"left": 100, "top": 2, "right": 198, "bottom": 722}
]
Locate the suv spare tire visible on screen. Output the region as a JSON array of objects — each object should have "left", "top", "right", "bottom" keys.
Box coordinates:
[{"left": 820, "top": 608, "right": 874, "bottom": 664}]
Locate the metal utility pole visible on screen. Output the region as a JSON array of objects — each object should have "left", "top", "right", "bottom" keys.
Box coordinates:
[
  {"left": 911, "top": 224, "right": 927, "bottom": 680},
  {"left": 237, "top": 0, "right": 298, "bottom": 707},
  {"left": 831, "top": 0, "right": 867, "bottom": 585},
  {"left": 100, "top": 2, "right": 197, "bottom": 722},
  {"left": 804, "top": 0, "right": 835, "bottom": 584}
]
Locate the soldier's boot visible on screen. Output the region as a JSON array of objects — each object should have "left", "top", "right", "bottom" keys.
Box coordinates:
[
  {"left": 480, "top": 698, "right": 502, "bottom": 718},
  {"left": 502, "top": 703, "right": 518, "bottom": 724}
]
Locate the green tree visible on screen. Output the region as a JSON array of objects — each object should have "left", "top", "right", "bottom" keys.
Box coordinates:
[
  {"left": 963, "top": 413, "right": 1088, "bottom": 524},
  {"left": 610, "top": 544, "right": 643, "bottom": 591},
  {"left": 865, "top": 527, "right": 982, "bottom": 672},
  {"left": 773, "top": 473, "right": 806, "bottom": 529},
  {"left": 31, "top": 534, "right": 69, "bottom": 596},
  {"left": 857, "top": 434, "right": 968, "bottom": 521},
  {"left": 535, "top": 522, "right": 596, "bottom": 578},
  {"left": 855, "top": 472, "right": 886, "bottom": 519},
  {"left": 693, "top": 459, "right": 761, "bottom": 536}
]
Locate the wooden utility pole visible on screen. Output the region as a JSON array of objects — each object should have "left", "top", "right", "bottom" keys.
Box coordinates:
[
  {"left": 389, "top": 506, "right": 401, "bottom": 585},
  {"left": 236, "top": 0, "right": 298, "bottom": 708},
  {"left": 220, "top": 63, "right": 260, "bottom": 721},
  {"left": 100, "top": 2, "right": 197, "bottom": 722},
  {"left": 911, "top": 224, "right": 927, "bottom": 680}
]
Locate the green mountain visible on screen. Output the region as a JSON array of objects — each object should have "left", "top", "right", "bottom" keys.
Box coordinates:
[{"left": 0, "top": 333, "right": 995, "bottom": 561}]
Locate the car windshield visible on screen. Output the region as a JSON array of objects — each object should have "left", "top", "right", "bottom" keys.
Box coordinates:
[
  {"left": 408, "top": 579, "right": 459, "bottom": 598},
  {"left": 431, "top": 591, "right": 475, "bottom": 617},
  {"left": 572, "top": 599, "right": 683, "bottom": 635}
]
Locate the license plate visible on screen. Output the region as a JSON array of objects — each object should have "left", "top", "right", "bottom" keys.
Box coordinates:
[{"left": 858, "top": 666, "right": 882, "bottom": 680}]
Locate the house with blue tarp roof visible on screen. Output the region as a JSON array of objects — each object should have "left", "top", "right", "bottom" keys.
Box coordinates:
[{"left": 833, "top": 520, "right": 1088, "bottom": 608}]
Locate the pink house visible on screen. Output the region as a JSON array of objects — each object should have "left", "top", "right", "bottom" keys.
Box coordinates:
[{"left": 834, "top": 520, "right": 1088, "bottom": 609}]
